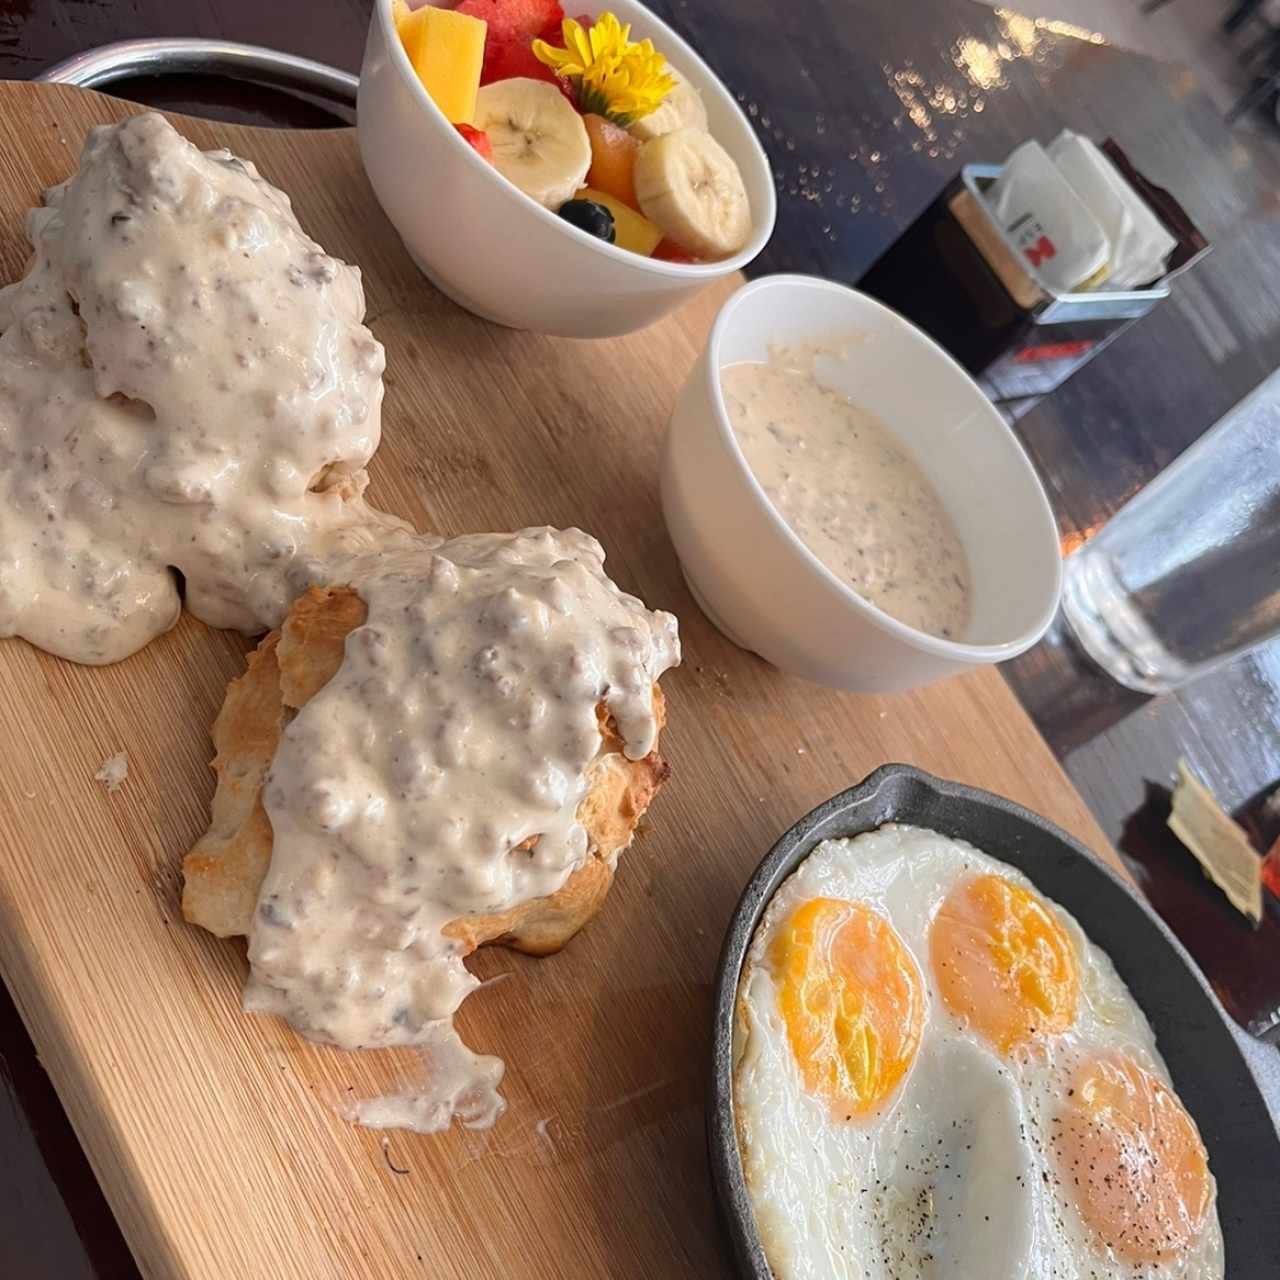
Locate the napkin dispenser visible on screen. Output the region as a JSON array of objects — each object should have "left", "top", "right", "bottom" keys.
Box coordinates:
[{"left": 857, "top": 141, "right": 1209, "bottom": 420}]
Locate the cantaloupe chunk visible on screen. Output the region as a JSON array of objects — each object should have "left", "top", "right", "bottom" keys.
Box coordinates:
[
  {"left": 584, "top": 114, "right": 640, "bottom": 211},
  {"left": 391, "top": 0, "right": 412, "bottom": 33},
  {"left": 578, "top": 187, "right": 663, "bottom": 256},
  {"left": 399, "top": 6, "right": 487, "bottom": 125}
]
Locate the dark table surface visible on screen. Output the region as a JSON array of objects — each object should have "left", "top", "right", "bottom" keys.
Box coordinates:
[{"left": 1, "top": 0, "right": 1278, "bottom": 1276}]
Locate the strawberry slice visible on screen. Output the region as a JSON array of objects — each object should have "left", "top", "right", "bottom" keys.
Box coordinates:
[{"left": 455, "top": 123, "right": 494, "bottom": 162}]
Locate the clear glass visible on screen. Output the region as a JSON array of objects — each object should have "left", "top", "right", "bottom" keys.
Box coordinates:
[{"left": 1062, "top": 373, "right": 1280, "bottom": 694}]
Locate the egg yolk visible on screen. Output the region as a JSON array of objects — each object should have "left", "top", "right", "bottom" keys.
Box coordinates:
[
  {"left": 929, "top": 873, "right": 1078, "bottom": 1053},
  {"left": 771, "top": 897, "right": 924, "bottom": 1119},
  {"left": 1057, "top": 1054, "right": 1212, "bottom": 1263}
]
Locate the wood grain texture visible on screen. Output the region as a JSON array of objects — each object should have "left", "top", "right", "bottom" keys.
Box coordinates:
[{"left": 0, "top": 82, "right": 1115, "bottom": 1280}]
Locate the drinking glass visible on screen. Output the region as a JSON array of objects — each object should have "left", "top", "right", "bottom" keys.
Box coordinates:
[{"left": 1061, "top": 374, "right": 1280, "bottom": 694}]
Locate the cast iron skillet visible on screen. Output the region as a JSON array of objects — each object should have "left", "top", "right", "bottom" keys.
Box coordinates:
[{"left": 708, "top": 763, "right": 1280, "bottom": 1278}]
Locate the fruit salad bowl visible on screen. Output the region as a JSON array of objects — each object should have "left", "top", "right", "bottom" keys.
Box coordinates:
[{"left": 358, "top": 0, "right": 776, "bottom": 337}]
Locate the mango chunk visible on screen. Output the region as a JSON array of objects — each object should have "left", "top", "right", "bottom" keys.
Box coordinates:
[
  {"left": 584, "top": 114, "right": 640, "bottom": 210},
  {"left": 399, "top": 6, "right": 487, "bottom": 125},
  {"left": 578, "top": 187, "right": 663, "bottom": 256}
]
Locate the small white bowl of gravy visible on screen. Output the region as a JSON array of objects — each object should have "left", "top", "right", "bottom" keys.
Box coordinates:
[{"left": 661, "top": 274, "right": 1062, "bottom": 692}]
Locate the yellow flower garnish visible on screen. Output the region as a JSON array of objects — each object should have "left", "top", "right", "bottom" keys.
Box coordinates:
[{"left": 532, "top": 12, "right": 676, "bottom": 126}]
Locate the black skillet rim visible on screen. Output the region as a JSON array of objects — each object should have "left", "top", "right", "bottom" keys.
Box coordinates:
[{"left": 707, "top": 762, "right": 1280, "bottom": 1278}]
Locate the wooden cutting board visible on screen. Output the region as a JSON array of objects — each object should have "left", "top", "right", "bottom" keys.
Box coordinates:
[{"left": 0, "top": 82, "right": 1115, "bottom": 1280}]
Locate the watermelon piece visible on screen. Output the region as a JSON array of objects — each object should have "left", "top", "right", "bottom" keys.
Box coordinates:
[
  {"left": 480, "top": 34, "right": 556, "bottom": 85},
  {"left": 478, "top": 34, "right": 576, "bottom": 106},
  {"left": 457, "top": 0, "right": 563, "bottom": 44},
  {"left": 455, "top": 123, "right": 494, "bottom": 162},
  {"left": 539, "top": 14, "right": 568, "bottom": 41},
  {"left": 461, "top": 0, "right": 573, "bottom": 102}
]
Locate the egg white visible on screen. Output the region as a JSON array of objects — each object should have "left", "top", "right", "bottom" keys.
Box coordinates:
[{"left": 732, "top": 824, "right": 1224, "bottom": 1280}]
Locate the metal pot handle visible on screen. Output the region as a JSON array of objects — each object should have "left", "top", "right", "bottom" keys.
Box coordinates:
[{"left": 37, "top": 38, "right": 357, "bottom": 109}]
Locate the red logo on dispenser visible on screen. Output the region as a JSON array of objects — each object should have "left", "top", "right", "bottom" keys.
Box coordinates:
[{"left": 1024, "top": 236, "right": 1057, "bottom": 268}]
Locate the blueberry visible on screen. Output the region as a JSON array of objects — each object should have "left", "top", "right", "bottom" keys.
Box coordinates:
[{"left": 558, "top": 199, "right": 616, "bottom": 244}]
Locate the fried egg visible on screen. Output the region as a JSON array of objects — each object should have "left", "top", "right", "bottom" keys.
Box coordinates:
[{"left": 732, "top": 824, "right": 1223, "bottom": 1279}]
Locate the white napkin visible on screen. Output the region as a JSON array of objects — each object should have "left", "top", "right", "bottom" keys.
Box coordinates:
[{"left": 1048, "top": 131, "right": 1176, "bottom": 290}]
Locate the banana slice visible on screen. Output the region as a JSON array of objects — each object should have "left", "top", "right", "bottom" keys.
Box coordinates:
[
  {"left": 633, "top": 128, "right": 752, "bottom": 259},
  {"left": 628, "top": 65, "right": 709, "bottom": 142},
  {"left": 473, "top": 78, "right": 591, "bottom": 211}
]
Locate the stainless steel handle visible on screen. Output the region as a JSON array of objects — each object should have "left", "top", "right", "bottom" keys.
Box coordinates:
[{"left": 37, "top": 38, "right": 357, "bottom": 108}]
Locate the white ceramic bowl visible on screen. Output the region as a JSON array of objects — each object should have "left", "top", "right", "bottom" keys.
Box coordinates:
[
  {"left": 357, "top": 0, "right": 777, "bottom": 337},
  {"left": 661, "top": 275, "right": 1063, "bottom": 693}
]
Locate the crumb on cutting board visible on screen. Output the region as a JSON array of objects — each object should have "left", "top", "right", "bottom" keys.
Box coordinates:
[{"left": 94, "top": 751, "right": 128, "bottom": 794}]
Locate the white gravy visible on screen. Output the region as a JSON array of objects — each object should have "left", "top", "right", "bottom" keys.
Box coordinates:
[
  {"left": 250, "top": 527, "right": 679, "bottom": 1130},
  {"left": 0, "top": 113, "right": 400, "bottom": 664},
  {"left": 722, "top": 349, "right": 972, "bottom": 641},
  {"left": 1, "top": 115, "right": 683, "bottom": 1134}
]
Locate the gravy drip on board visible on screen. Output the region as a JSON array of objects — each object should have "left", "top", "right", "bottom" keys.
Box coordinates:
[
  {"left": 254, "top": 529, "right": 679, "bottom": 1131},
  {"left": 722, "top": 346, "right": 973, "bottom": 641},
  {"left": 0, "top": 113, "right": 399, "bottom": 664},
  {"left": 0, "top": 114, "right": 682, "bottom": 1132}
]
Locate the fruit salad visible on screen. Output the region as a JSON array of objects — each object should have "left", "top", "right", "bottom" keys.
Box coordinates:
[{"left": 391, "top": 0, "right": 752, "bottom": 263}]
